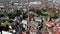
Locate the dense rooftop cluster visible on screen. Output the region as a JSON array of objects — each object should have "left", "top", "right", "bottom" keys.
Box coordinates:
[{"left": 0, "top": 0, "right": 60, "bottom": 34}]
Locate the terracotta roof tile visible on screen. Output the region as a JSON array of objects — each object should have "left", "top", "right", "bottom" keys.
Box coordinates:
[{"left": 45, "top": 21, "right": 54, "bottom": 27}]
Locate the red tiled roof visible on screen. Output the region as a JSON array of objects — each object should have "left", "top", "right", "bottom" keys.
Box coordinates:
[
  {"left": 45, "top": 21, "right": 54, "bottom": 27},
  {"left": 30, "top": 27, "right": 37, "bottom": 33},
  {"left": 53, "top": 26, "right": 59, "bottom": 30},
  {"left": 54, "top": 30, "right": 59, "bottom": 34},
  {"left": 42, "top": 30, "right": 49, "bottom": 34},
  {"left": 57, "top": 23, "right": 60, "bottom": 26},
  {"left": 48, "top": 29, "right": 52, "bottom": 32}
]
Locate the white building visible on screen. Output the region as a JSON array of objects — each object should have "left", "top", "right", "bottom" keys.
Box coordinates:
[{"left": 2, "top": 31, "right": 12, "bottom": 34}]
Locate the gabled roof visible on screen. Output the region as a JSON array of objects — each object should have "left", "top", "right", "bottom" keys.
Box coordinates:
[
  {"left": 45, "top": 21, "right": 54, "bottom": 27},
  {"left": 28, "top": 21, "right": 38, "bottom": 28},
  {"left": 53, "top": 26, "right": 59, "bottom": 30}
]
